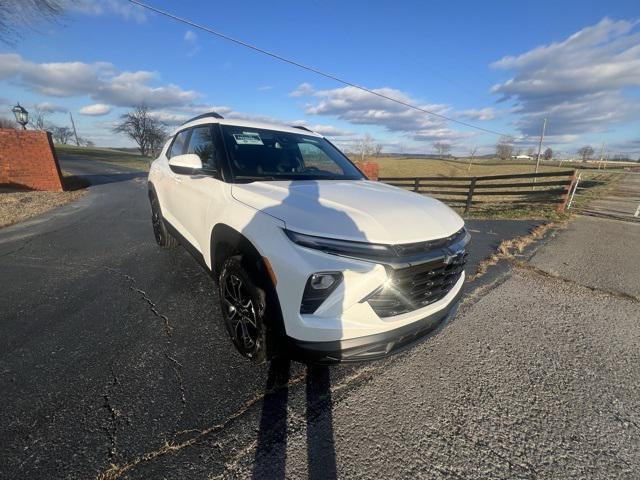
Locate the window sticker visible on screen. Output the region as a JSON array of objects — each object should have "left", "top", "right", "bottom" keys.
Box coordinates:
[{"left": 233, "top": 133, "right": 264, "bottom": 145}]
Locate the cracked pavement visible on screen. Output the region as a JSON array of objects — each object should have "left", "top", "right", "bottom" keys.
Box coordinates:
[{"left": 3, "top": 154, "right": 637, "bottom": 479}]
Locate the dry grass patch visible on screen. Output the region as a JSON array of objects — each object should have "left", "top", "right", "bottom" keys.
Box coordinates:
[
  {"left": 0, "top": 174, "right": 88, "bottom": 228},
  {"left": 468, "top": 221, "right": 565, "bottom": 281}
]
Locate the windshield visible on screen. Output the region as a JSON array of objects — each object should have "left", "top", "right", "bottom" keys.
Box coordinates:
[{"left": 220, "top": 125, "right": 364, "bottom": 181}]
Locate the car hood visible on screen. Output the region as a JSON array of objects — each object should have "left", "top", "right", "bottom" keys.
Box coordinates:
[{"left": 231, "top": 180, "right": 464, "bottom": 244}]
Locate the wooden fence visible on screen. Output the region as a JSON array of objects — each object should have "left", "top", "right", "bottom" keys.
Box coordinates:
[{"left": 379, "top": 170, "right": 577, "bottom": 213}]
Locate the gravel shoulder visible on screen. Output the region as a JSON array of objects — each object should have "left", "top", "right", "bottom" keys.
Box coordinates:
[{"left": 0, "top": 187, "right": 86, "bottom": 228}]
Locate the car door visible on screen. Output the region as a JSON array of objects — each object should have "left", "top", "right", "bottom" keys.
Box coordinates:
[
  {"left": 170, "top": 125, "right": 226, "bottom": 254},
  {"left": 163, "top": 128, "right": 192, "bottom": 235}
]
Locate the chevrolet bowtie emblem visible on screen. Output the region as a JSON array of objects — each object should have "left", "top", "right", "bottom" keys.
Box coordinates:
[{"left": 443, "top": 248, "right": 455, "bottom": 265}]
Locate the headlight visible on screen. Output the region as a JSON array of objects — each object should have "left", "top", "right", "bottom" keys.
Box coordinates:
[{"left": 284, "top": 229, "right": 394, "bottom": 258}]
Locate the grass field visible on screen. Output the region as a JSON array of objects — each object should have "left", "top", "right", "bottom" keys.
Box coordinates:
[
  {"left": 55, "top": 144, "right": 151, "bottom": 171},
  {"left": 363, "top": 156, "right": 576, "bottom": 178}
]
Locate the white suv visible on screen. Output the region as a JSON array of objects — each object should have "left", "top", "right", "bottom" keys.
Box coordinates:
[{"left": 148, "top": 112, "right": 469, "bottom": 364}]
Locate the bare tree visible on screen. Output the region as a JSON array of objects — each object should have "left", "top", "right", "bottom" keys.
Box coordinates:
[
  {"left": 526, "top": 146, "right": 536, "bottom": 157},
  {"left": 51, "top": 125, "right": 73, "bottom": 144},
  {"left": 543, "top": 147, "right": 553, "bottom": 160},
  {"left": 147, "top": 124, "right": 169, "bottom": 157},
  {"left": 0, "top": 116, "right": 16, "bottom": 129},
  {"left": 496, "top": 135, "right": 515, "bottom": 160},
  {"left": 29, "top": 107, "right": 49, "bottom": 131},
  {"left": 356, "top": 134, "right": 375, "bottom": 162},
  {"left": 0, "top": 0, "right": 66, "bottom": 45},
  {"left": 374, "top": 143, "right": 383, "bottom": 157},
  {"left": 433, "top": 141, "right": 451, "bottom": 157},
  {"left": 467, "top": 146, "right": 478, "bottom": 172},
  {"left": 113, "top": 104, "right": 168, "bottom": 157},
  {"left": 577, "top": 145, "right": 594, "bottom": 162}
]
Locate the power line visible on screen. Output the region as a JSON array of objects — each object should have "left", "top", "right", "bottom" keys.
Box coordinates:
[{"left": 128, "top": 0, "right": 512, "bottom": 138}]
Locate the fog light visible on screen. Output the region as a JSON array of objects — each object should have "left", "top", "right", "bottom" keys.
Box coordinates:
[
  {"left": 310, "top": 273, "right": 337, "bottom": 290},
  {"left": 300, "top": 272, "right": 342, "bottom": 314}
]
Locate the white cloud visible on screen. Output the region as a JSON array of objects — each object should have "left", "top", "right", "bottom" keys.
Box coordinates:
[
  {"left": 491, "top": 18, "right": 640, "bottom": 136},
  {"left": 79, "top": 103, "right": 111, "bottom": 116},
  {"left": 35, "top": 102, "right": 67, "bottom": 113},
  {"left": 289, "top": 120, "right": 355, "bottom": 137},
  {"left": 148, "top": 111, "right": 190, "bottom": 125},
  {"left": 289, "top": 82, "right": 315, "bottom": 97},
  {"left": 459, "top": 108, "right": 496, "bottom": 121},
  {"left": 184, "top": 30, "right": 201, "bottom": 57},
  {"left": 0, "top": 53, "right": 200, "bottom": 109},
  {"left": 291, "top": 83, "right": 468, "bottom": 144},
  {"left": 67, "top": 0, "right": 147, "bottom": 22},
  {"left": 308, "top": 124, "right": 354, "bottom": 137},
  {"left": 168, "top": 104, "right": 283, "bottom": 127},
  {"left": 258, "top": 85, "right": 273, "bottom": 91}
]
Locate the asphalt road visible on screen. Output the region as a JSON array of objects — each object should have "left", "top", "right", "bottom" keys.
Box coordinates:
[{"left": 1, "top": 155, "right": 555, "bottom": 479}]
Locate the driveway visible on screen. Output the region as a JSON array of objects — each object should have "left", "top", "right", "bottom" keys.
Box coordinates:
[{"left": 1, "top": 154, "right": 558, "bottom": 479}]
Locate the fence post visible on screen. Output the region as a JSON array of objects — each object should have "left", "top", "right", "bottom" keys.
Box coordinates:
[
  {"left": 557, "top": 170, "right": 577, "bottom": 213},
  {"left": 566, "top": 172, "right": 581, "bottom": 210},
  {"left": 464, "top": 178, "right": 477, "bottom": 214},
  {"left": 414, "top": 178, "right": 420, "bottom": 193}
]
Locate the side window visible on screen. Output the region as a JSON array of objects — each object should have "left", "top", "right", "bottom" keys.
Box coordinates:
[
  {"left": 298, "top": 142, "right": 343, "bottom": 174},
  {"left": 187, "top": 126, "right": 217, "bottom": 170},
  {"left": 168, "top": 129, "right": 190, "bottom": 158}
]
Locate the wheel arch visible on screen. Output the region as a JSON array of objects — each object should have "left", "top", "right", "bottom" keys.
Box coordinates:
[
  {"left": 210, "top": 223, "right": 285, "bottom": 340},
  {"left": 210, "top": 224, "right": 264, "bottom": 281}
]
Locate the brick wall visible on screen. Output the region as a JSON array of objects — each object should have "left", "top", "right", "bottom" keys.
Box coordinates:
[
  {"left": 0, "top": 129, "right": 64, "bottom": 191},
  {"left": 354, "top": 161, "right": 379, "bottom": 181}
]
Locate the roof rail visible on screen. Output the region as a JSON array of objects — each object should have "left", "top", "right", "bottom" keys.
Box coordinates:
[
  {"left": 291, "top": 125, "right": 313, "bottom": 132},
  {"left": 181, "top": 111, "right": 224, "bottom": 125}
]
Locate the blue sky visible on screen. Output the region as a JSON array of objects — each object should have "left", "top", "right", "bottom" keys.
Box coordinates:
[{"left": 1, "top": 0, "right": 639, "bottom": 157}]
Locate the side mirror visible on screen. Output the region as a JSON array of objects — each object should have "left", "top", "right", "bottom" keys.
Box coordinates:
[{"left": 168, "top": 153, "right": 203, "bottom": 173}]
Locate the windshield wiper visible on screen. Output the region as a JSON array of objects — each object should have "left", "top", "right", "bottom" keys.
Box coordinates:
[{"left": 233, "top": 175, "right": 278, "bottom": 183}]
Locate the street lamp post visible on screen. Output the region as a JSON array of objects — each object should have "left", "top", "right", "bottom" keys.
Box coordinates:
[{"left": 11, "top": 103, "right": 29, "bottom": 130}]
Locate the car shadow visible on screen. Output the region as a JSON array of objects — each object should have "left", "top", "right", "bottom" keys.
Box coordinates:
[
  {"left": 77, "top": 172, "right": 147, "bottom": 186},
  {"left": 253, "top": 359, "right": 337, "bottom": 480},
  {"left": 245, "top": 177, "right": 368, "bottom": 478}
]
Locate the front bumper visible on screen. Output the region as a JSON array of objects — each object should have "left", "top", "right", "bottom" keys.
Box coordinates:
[{"left": 286, "top": 286, "right": 463, "bottom": 364}]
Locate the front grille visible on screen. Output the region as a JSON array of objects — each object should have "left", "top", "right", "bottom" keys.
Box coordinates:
[
  {"left": 367, "top": 252, "right": 467, "bottom": 318},
  {"left": 393, "top": 228, "right": 467, "bottom": 256}
]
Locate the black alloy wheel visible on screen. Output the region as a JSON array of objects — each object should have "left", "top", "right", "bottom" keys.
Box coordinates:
[
  {"left": 219, "top": 257, "right": 269, "bottom": 363},
  {"left": 150, "top": 195, "right": 177, "bottom": 248}
]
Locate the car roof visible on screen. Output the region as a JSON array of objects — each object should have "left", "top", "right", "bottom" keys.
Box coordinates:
[{"left": 174, "top": 116, "right": 324, "bottom": 138}]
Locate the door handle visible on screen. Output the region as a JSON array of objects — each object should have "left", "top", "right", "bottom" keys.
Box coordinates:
[{"left": 173, "top": 177, "right": 183, "bottom": 183}]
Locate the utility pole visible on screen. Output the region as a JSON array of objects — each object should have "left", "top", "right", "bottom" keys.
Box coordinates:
[
  {"left": 533, "top": 116, "right": 547, "bottom": 188},
  {"left": 598, "top": 143, "right": 605, "bottom": 170},
  {"left": 69, "top": 112, "right": 80, "bottom": 146},
  {"left": 467, "top": 146, "right": 478, "bottom": 172}
]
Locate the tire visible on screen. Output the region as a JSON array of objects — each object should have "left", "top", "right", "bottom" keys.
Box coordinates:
[
  {"left": 150, "top": 194, "right": 178, "bottom": 248},
  {"left": 219, "top": 256, "right": 271, "bottom": 364}
]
